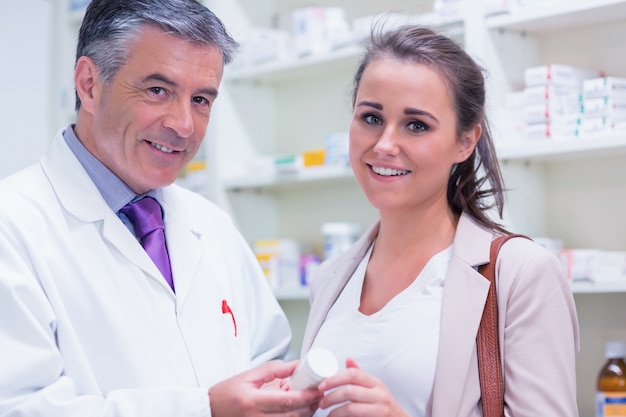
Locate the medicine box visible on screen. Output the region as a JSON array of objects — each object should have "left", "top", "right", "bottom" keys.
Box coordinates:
[
  {"left": 561, "top": 249, "right": 626, "bottom": 283},
  {"left": 524, "top": 120, "right": 580, "bottom": 140},
  {"left": 523, "top": 99, "right": 582, "bottom": 124},
  {"left": 524, "top": 85, "right": 581, "bottom": 104},
  {"left": 579, "top": 116, "right": 614, "bottom": 134},
  {"left": 583, "top": 77, "right": 626, "bottom": 99},
  {"left": 583, "top": 97, "right": 626, "bottom": 120},
  {"left": 524, "top": 64, "right": 601, "bottom": 88}
]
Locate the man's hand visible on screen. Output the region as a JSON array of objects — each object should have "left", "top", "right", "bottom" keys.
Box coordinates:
[{"left": 209, "top": 360, "right": 323, "bottom": 417}]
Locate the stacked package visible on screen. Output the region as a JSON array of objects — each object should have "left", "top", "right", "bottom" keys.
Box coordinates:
[
  {"left": 522, "top": 64, "right": 601, "bottom": 139},
  {"left": 580, "top": 77, "right": 626, "bottom": 134}
]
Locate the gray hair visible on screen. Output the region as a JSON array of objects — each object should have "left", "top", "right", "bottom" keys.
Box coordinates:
[{"left": 75, "top": 0, "right": 238, "bottom": 110}]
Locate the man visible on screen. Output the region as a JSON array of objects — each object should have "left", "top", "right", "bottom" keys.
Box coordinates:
[{"left": 0, "top": 1, "right": 321, "bottom": 415}]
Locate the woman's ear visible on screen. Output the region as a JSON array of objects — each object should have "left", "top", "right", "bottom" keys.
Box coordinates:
[
  {"left": 74, "top": 56, "right": 101, "bottom": 115},
  {"left": 456, "top": 124, "right": 482, "bottom": 163}
]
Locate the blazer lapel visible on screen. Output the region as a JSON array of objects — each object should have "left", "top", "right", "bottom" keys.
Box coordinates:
[
  {"left": 431, "top": 258, "right": 490, "bottom": 416},
  {"left": 431, "top": 213, "right": 495, "bottom": 416},
  {"left": 301, "top": 222, "right": 379, "bottom": 354}
]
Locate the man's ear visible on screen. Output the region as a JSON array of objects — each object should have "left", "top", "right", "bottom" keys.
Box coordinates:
[
  {"left": 74, "top": 56, "right": 100, "bottom": 115},
  {"left": 456, "top": 124, "right": 482, "bottom": 163}
]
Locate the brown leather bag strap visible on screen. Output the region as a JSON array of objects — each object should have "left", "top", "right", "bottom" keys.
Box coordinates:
[{"left": 477, "top": 234, "right": 529, "bottom": 417}]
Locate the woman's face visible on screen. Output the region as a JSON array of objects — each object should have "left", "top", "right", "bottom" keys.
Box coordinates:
[{"left": 349, "top": 58, "right": 479, "bottom": 215}]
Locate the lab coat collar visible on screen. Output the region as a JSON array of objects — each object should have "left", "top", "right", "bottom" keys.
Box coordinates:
[{"left": 40, "top": 131, "right": 204, "bottom": 304}]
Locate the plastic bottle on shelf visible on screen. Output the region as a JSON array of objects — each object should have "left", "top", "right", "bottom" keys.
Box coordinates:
[
  {"left": 596, "top": 340, "right": 626, "bottom": 417},
  {"left": 321, "top": 222, "right": 359, "bottom": 261},
  {"left": 290, "top": 347, "right": 338, "bottom": 390}
]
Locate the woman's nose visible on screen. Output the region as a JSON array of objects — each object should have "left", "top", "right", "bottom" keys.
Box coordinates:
[{"left": 373, "top": 126, "right": 399, "bottom": 156}]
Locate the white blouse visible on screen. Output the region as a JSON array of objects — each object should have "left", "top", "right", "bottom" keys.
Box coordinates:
[{"left": 310, "top": 243, "right": 453, "bottom": 417}]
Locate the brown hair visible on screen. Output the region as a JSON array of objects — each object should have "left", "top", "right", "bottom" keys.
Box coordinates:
[{"left": 352, "top": 25, "right": 507, "bottom": 232}]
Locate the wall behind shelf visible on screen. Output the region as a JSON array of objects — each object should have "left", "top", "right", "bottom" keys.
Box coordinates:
[
  {"left": 0, "top": 0, "right": 51, "bottom": 180},
  {"left": 546, "top": 154, "right": 626, "bottom": 250},
  {"left": 275, "top": 71, "right": 355, "bottom": 154}
]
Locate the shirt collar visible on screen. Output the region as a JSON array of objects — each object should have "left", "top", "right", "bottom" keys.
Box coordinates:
[{"left": 62, "top": 125, "right": 161, "bottom": 212}]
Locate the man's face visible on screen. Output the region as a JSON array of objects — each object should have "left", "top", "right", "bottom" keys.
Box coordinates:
[{"left": 76, "top": 25, "right": 224, "bottom": 194}]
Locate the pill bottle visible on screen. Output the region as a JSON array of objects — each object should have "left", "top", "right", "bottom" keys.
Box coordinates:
[
  {"left": 290, "top": 347, "right": 339, "bottom": 390},
  {"left": 321, "top": 222, "right": 359, "bottom": 261},
  {"left": 596, "top": 340, "right": 626, "bottom": 417}
]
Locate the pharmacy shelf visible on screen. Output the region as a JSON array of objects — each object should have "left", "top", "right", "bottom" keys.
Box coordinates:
[
  {"left": 225, "top": 44, "right": 364, "bottom": 84},
  {"left": 223, "top": 164, "right": 355, "bottom": 191},
  {"left": 274, "top": 281, "right": 626, "bottom": 300},
  {"left": 486, "top": 0, "right": 626, "bottom": 33},
  {"left": 225, "top": 21, "right": 464, "bottom": 84},
  {"left": 274, "top": 288, "right": 309, "bottom": 301},
  {"left": 224, "top": 133, "right": 626, "bottom": 191},
  {"left": 571, "top": 281, "right": 626, "bottom": 294},
  {"left": 496, "top": 132, "right": 626, "bottom": 162}
]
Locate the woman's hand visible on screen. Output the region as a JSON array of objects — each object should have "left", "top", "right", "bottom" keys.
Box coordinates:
[{"left": 317, "top": 358, "right": 411, "bottom": 417}]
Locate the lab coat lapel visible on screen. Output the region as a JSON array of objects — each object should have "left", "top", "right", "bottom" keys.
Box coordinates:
[
  {"left": 160, "top": 187, "right": 203, "bottom": 306},
  {"left": 42, "top": 131, "right": 180, "bottom": 294},
  {"left": 100, "top": 214, "right": 170, "bottom": 291}
]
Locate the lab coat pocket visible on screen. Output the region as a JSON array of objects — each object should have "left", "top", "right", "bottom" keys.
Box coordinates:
[{"left": 220, "top": 299, "right": 250, "bottom": 371}]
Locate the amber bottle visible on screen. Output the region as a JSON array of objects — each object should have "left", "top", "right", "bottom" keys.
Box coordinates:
[{"left": 597, "top": 341, "right": 626, "bottom": 417}]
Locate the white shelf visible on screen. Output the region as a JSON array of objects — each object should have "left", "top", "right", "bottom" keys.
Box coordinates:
[
  {"left": 224, "top": 21, "right": 464, "bottom": 84},
  {"left": 486, "top": 0, "right": 626, "bottom": 33},
  {"left": 274, "top": 288, "right": 309, "bottom": 301},
  {"left": 223, "top": 164, "right": 355, "bottom": 191},
  {"left": 273, "top": 282, "right": 626, "bottom": 299},
  {"left": 225, "top": 44, "right": 364, "bottom": 83},
  {"left": 571, "top": 281, "right": 626, "bottom": 294},
  {"left": 497, "top": 131, "right": 626, "bottom": 161},
  {"left": 223, "top": 132, "right": 626, "bottom": 191}
]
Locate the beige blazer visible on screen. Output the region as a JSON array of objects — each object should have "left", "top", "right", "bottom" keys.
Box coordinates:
[{"left": 302, "top": 212, "right": 580, "bottom": 417}]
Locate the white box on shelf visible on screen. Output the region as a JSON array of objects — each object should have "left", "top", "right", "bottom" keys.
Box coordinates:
[
  {"left": 583, "top": 97, "right": 626, "bottom": 121},
  {"left": 324, "top": 132, "right": 349, "bottom": 166},
  {"left": 524, "top": 64, "right": 601, "bottom": 88},
  {"left": 523, "top": 99, "right": 582, "bottom": 124},
  {"left": 292, "top": 6, "right": 352, "bottom": 57},
  {"left": 583, "top": 77, "right": 626, "bottom": 99},
  {"left": 524, "top": 85, "right": 581, "bottom": 104},
  {"left": 580, "top": 116, "right": 617, "bottom": 134},
  {"left": 561, "top": 249, "right": 626, "bottom": 283},
  {"left": 524, "top": 120, "right": 580, "bottom": 140}
]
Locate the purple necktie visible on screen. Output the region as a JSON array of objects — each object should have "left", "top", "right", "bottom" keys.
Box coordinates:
[{"left": 120, "top": 197, "right": 174, "bottom": 291}]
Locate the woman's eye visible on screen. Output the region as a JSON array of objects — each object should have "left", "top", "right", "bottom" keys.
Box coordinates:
[
  {"left": 362, "top": 114, "right": 382, "bottom": 125},
  {"left": 408, "top": 120, "right": 428, "bottom": 132}
]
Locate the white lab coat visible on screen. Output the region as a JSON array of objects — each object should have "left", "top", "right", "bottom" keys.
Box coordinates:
[{"left": 0, "top": 131, "right": 291, "bottom": 417}]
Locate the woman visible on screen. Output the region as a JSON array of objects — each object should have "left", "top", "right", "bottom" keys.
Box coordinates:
[{"left": 300, "top": 26, "right": 580, "bottom": 416}]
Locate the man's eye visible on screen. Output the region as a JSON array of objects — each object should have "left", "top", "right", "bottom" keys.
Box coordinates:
[
  {"left": 193, "top": 96, "right": 210, "bottom": 106},
  {"left": 149, "top": 87, "right": 166, "bottom": 95}
]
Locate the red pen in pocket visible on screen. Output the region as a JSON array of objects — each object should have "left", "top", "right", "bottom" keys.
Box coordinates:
[{"left": 221, "top": 299, "right": 237, "bottom": 337}]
